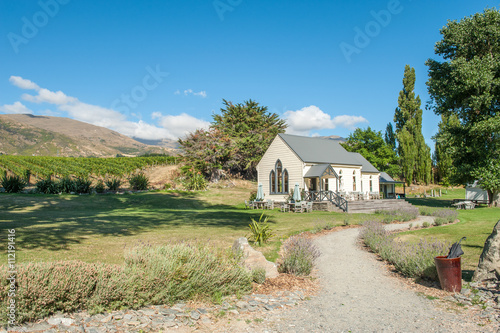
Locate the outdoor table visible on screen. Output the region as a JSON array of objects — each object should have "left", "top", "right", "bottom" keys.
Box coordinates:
[
  {"left": 253, "top": 201, "right": 267, "bottom": 209},
  {"left": 452, "top": 201, "right": 475, "bottom": 210}
]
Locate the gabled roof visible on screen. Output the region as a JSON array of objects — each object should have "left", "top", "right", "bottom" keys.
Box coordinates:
[
  {"left": 278, "top": 133, "right": 380, "bottom": 173},
  {"left": 379, "top": 172, "right": 404, "bottom": 184},
  {"left": 304, "top": 164, "right": 338, "bottom": 178}
]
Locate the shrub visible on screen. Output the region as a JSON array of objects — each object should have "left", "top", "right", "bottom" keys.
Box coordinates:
[
  {"left": 74, "top": 176, "right": 92, "bottom": 194},
  {"left": 0, "top": 244, "right": 251, "bottom": 325},
  {"left": 59, "top": 176, "right": 77, "bottom": 193},
  {"left": 181, "top": 170, "right": 207, "bottom": 191},
  {"left": 1, "top": 174, "right": 26, "bottom": 193},
  {"left": 248, "top": 213, "right": 274, "bottom": 246},
  {"left": 359, "top": 221, "right": 449, "bottom": 280},
  {"left": 434, "top": 218, "right": 445, "bottom": 226},
  {"left": 248, "top": 190, "right": 257, "bottom": 202},
  {"left": 251, "top": 268, "right": 266, "bottom": 284},
  {"left": 95, "top": 180, "right": 105, "bottom": 193},
  {"left": 105, "top": 178, "right": 121, "bottom": 191},
  {"left": 129, "top": 173, "right": 150, "bottom": 191},
  {"left": 420, "top": 207, "right": 458, "bottom": 223},
  {"left": 124, "top": 243, "right": 251, "bottom": 306},
  {"left": 35, "top": 177, "right": 60, "bottom": 194},
  {"left": 375, "top": 206, "right": 419, "bottom": 223},
  {"left": 422, "top": 221, "right": 430, "bottom": 228},
  {"left": 279, "top": 235, "right": 320, "bottom": 276}
]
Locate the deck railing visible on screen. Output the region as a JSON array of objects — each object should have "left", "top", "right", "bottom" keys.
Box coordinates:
[{"left": 304, "top": 190, "right": 348, "bottom": 212}]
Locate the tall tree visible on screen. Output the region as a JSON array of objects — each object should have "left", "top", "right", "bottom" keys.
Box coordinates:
[
  {"left": 179, "top": 99, "right": 287, "bottom": 180},
  {"left": 384, "top": 122, "right": 396, "bottom": 152},
  {"left": 426, "top": 8, "right": 500, "bottom": 205},
  {"left": 342, "top": 127, "right": 401, "bottom": 177},
  {"left": 432, "top": 114, "right": 459, "bottom": 185},
  {"left": 394, "top": 65, "right": 432, "bottom": 185}
]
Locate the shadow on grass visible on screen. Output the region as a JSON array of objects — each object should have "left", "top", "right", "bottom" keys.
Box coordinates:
[{"left": 0, "top": 192, "right": 267, "bottom": 251}]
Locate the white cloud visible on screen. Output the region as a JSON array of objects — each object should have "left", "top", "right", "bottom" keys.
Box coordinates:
[
  {"left": 182, "top": 89, "right": 207, "bottom": 98},
  {"left": 9, "top": 76, "right": 40, "bottom": 91},
  {"left": 157, "top": 113, "right": 210, "bottom": 140},
  {"left": 7, "top": 76, "right": 211, "bottom": 141},
  {"left": 0, "top": 101, "right": 33, "bottom": 114},
  {"left": 174, "top": 90, "right": 181, "bottom": 95},
  {"left": 22, "top": 88, "right": 77, "bottom": 105},
  {"left": 283, "top": 105, "right": 368, "bottom": 135}
]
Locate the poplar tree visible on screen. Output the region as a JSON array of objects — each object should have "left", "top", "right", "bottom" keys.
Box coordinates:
[{"left": 394, "top": 65, "right": 432, "bottom": 185}]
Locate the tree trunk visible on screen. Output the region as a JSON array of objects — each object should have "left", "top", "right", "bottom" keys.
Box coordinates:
[{"left": 490, "top": 190, "right": 500, "bottom": 207}]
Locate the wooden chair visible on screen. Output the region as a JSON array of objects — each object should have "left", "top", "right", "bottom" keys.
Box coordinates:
[
  {"left": 245, "top": 200, "right": 255, "bottom": 209},
  {"left": 265, "top": 200, "right": 274, "bottom": 210},
  {"left": 305, "top": 201, "right": 313, "bottom": 212},
  {"left": 293, "top": 202, "right": 304, "bottom": 213},
  {"left": 280, "top": 202, "right": 290, "bottom": 212}
]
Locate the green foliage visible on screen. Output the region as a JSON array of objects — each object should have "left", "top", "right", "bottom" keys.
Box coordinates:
[
  {"left": 248, "top": 213, "right": 275, "bottom": 246},
  {"left": 129, "top": 173, "right": 149, "bottom": 191},
  {"left": 251, "top": 268, "right": 266, "bottom": 284},
  {"left": 179, "top": 99, "right": 287, "bottom": 180},
  {"left": 95, "top": 180, "right": 105, "bottom": 194},
  {"left": 248, "top": 190, "right": 257, "bottom": 202},
  {"left": 74, "top": 176, "right": 93, "bottom": 194},
  {"left": 394, "top": 65, "right": 432, "bottom": 185},
  {"left": 181, "top": 167, "right": 208, "bottom": 191},
  {"left": 59, "top": 176, "right": 77, "bottom": 193},
  {"left": 471, "top": 160, "right": 500, "bottom": 206},
  {"left": 1, "top": 174, "right": 26, "bottom": 193},
  {"left": 105, "top": 178, "right": 121, "bottom": 191},
  {"left": 360, "top": 221, "right": 449, "bottom": 280},
  {"left": 35, "top": 176, "right": 60, "bottom": 194},
  {"left": 342, "top": 126, "right": 401, "bottom": 177},
  {"left": 384, "top": 122, "right": 397, "bottom": 152},
  {"left": 426, "top": 8, "right": 500, "bottom": 198},
  {"left": 279, "top": 235, "right": 320, "bottom": 276},
  {"left": 0, "top": 244, "right": 251, "bottom": 325}
]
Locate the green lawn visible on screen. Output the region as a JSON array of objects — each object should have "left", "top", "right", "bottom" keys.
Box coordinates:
[
  {"left": 0, "top": 187, "right": 373, "bottom": 265},
  {"left": 402, "top": 189, "right": 499, "bottom": 274}
]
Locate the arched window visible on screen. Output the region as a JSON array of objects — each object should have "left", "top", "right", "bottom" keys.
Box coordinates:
[
  {"left": 270, "top": 170, "right": 276, "bottom": 194},
  {"left": 284, "top": 169, "right": 289, "bottom": 193},
  {"left": 353, "top": 170, "right": 356, "bottom": 191},
  {"left": 276, "top": 160, "right": 283, "bottom": 193},
  {"left": 369, "top": 176, "right": 373, "bottom": 192},
  {"left": 269, "top": 160, "right": 289, "bottom": 194}
]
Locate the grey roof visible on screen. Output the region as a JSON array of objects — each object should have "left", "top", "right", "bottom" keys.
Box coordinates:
[
  {"left": 304, "top": 164, "right": 338, "bottom": 178},
  {"left": 379, "top": 172, "right": 404, "bottom": 184},
  {"left": 279, "top": 133, "right": 380, "bottom": 173}
]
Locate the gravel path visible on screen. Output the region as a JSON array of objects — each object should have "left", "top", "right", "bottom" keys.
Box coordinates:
[{"left": 254, "top": 216, "right": 497, "bottom": 333}]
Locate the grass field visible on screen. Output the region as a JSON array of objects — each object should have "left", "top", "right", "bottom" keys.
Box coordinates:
[
  {"left": 0, "top": 186, "right": 375, "bottom": 265},
  {"left": 2, "top": 185, "right": 498, "bottom": 276}
]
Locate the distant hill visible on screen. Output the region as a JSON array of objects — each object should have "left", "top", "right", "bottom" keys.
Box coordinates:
[
  {"left": 0, "top": 114, "right": 177, "bottom": 157},
  {"left": 320, "top": 135, "right": 345, "bottom": 143}
]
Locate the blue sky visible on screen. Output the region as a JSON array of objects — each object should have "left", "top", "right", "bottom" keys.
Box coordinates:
[{"left": 1, "top": 0, "right": 498, "bottom": 147}]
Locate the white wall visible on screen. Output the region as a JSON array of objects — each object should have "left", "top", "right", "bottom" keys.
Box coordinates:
[{"left": 257, "top": 136, "right": 304, "bottom": 201}]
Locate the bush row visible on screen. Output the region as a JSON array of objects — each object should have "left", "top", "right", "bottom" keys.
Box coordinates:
[
  {"left": 359, "top": 220, "right": 449, "bottom": 280},
  {"left": 375, "top": 206, "right": 420, "bottom": 223},
  {"left": 0, "top": 243, "right": 251, "bottom": 325},
  {"left": 0, "top": 173, "right": 150, "bottom": 194}
]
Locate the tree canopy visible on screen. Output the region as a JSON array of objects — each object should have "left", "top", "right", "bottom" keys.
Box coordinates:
[
  {"left": 342, "top": 127, "right": 401, "bottom": 177},
  {"left": 179, "top": 99, "right": 287, "bottom": 180},
  {"left": 394, "top": 65, "right": 432, "bottom": 185},
  {"left": 426, "top": 8, "right": 500, "bottom": 205}
]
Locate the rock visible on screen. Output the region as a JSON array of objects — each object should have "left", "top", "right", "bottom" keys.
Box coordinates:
[
  {"left": 232, "top": 237, "right": 279, "bottom": 278},
  {"left": 473, "top": 220, "right": 500, "bottom": 282},
  {"left": 47, "top": 317, "right": 62, "bottom": 326},
  {"left": 60, "top": 318, "right": 74, "bottom": 326}
]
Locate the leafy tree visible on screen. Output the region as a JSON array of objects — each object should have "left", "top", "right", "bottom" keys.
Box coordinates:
[
  {"left": 342, "top": 127, "right": 401, "bottom": 177},
  {"left": 394, "top": 65, "right": 432, "bottom": 185},
  {"left": 432, "top": 114, "right": 459, "bottom": 185},
  {"left": 426, "top": 8, "right": 500, "bottom": 205},
  {"left": 179, "top": 100, "right": 286, "bottom": 180},
  {"left": 384, "top": 122, "right": 396, "bottom": 152}
]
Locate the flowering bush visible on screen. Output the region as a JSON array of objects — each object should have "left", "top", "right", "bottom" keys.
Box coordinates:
[
  {"left": 279, "top": 235, "right": 320, "bottom": 276},
  {"left": 0, "top": 244, "right": 251, "bottom": 325},
  {"left": 360, "top": 220, "right": 449, "bottom": 280},
  {"left": 375, "top": 206, "right": 419, "bottom": 223}
]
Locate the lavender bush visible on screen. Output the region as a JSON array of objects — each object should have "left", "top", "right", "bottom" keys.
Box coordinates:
[
  {"left": 360, "top": 221, "right": 449, "bottom": 280},
  {"left": 279, "top": 235, "right": 321, "bottom": 276},
  {"left": 375, "top": 206, "right": 419, "bottom": 223},
  {"left": 419, "top": 207, "right": 458, "bottom": 224},
  {"left": 0, "top": 244, "right": 251, "bottom": 325}
]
